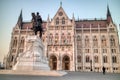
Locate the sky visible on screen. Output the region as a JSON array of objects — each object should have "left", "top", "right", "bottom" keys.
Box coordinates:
[{"left": 0, "top": 0, "right": 120, "bottom": 62}]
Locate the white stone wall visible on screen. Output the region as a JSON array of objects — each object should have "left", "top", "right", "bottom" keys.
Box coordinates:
[{"left": 76, "top": 22, "right": 120, "bottom": 73}]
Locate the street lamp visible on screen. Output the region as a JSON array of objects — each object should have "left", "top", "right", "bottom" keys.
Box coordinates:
[{"left": 90, "top": 60, "right": 92, "bottom": 71}]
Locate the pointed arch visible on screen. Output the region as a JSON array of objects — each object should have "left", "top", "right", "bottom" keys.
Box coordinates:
[
  {"left": 67, "top": 33, "right": 71, "bottom": 43},
  {"left": 13, "top": 37, "right": 18, "bottom": 47},
  {"left": 112, "top": 56, "right": 117, "bottom": 63},
  {"left": 93, "top": 36, "right": 98, "bottom": 47},
  {"left": 55, "top": 33, "right": 59, "bottom": 44},
  {"left": 49, "top": 33, "right": 53, "bottom": 44},
  {"left": 62, "top": 55, "right": 70, "bottom": 70},
  {"left": 56, "top": 17, "right": 59, "bottom": 25},
  {"left": 20, "top": 37, "right": 25, "bottom": 48},
  {"left": 86, "top": 55, "right": 90, "bottom": 63},
  {"left": 49, "top": 54, "right": 58, "bottom": 70},
  {"left": 62, "top": 17, "right": 65, "bottom": 24},
  {"left": 110, "top": 35, "right": 115, "bottom": 46},
  {"left": 85, "top": 36, "right": 89, "bottom": 47},
  {"left": 94, "top": 56, "right": 99, "bottom": 63},
  {"left": 61, "top": 33, "right": 66, "bottom": 44},
  {"left": 103, "top": 55, "right": 107, "bottom": 63},
  {"left": 77, "top": 55, "right": 81, "bottom": 63},
  {"left": 77, "top": 35, "right": 81, "bottom": 41},
  {"left": 101, "top": 35, "right": 107, "bottom": 47}
]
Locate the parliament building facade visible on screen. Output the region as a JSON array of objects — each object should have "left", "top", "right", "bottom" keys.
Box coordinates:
[{"left": 5, "top": 5, "right": 120, "bottom": 73}]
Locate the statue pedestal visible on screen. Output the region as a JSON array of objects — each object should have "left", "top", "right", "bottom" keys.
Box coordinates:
[
  {"left": 13, "top": 58, "right": 50, "bottom": 71},
  {"left": 13, "top": 35, "right": 50, "bottom": 71}
]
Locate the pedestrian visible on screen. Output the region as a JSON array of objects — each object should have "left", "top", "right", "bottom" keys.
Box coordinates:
[{"left": 102, "top": 66, "right": 106, "bottom": 75}]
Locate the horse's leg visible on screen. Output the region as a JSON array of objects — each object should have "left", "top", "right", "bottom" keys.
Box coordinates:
[
  {"left": 35, "top": 30, "right": 37, "bottom": 35},
  {"left": 40, "top": 31, "right": 42, "bottom": 38}
]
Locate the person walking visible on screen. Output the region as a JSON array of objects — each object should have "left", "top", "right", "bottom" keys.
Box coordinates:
[{"left": 102, "top": 66, "right": 106, "bottom": 75}]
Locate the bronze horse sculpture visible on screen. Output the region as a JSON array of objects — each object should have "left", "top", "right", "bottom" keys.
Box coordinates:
[{"left": 31, "top": 12, "right": 43, "bottom": 38}]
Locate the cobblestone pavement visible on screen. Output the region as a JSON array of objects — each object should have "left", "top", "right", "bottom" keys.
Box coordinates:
[{"left": 0, "top": 71, "right": 120, "bottom": 80}]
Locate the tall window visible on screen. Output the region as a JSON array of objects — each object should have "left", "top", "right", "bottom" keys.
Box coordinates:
[
  {"left": 111, "top": 49, "right": 116, "bottom": 53},
  {"left": 77, "top": 35, "right": 81, "bottom": 41},
  {"left": 12, "top": 49, "right": 16, "bottom": 53},
  {"left": 55, "top": 33, "right": 59, "bottom": 44},
  {"left": 56, "top": 17, "right": 59, "bottom": 25},
  {"left": 85, "top": 49, "right": 90, "bottom": 53},
  {"left": 49, "top": 33, "right": 53, "bottom": 44},
  {"left": 77, "top": 36, "right": 82, "bottom": 48},
  {"left": 103, "top": 56, "right": 107, "bottom": 63},
  {"left": 61, "top": 33, "right": 66, "bottom": 44},
  {"left": 112, "top": 56, "right": 117, "bottom": 63},
  {"left": 93, "top": 36, "right": 98, "bottom": 47},
  {"left": 110, "top": 35, "right": 115, "bottom": 46},
  {"left": 20, "top": 37, "right": 25, "bottom": 48},
  {"left": 62, "top": 17, "right": 65, "bottom": 24},
  {"left": 67, "top": 33, "right": 71, "bottom": 43},
  {"left": 102, "top": 49, "right": 107, "bottom": 53},
  {"left": 19, "top": 49, "right": 23, "bottom": 53},
  {"left": 94, "top": 56, "right": 98, "bottom": 63},
  {"left": 11, "top": 55, "right": 14, "bottom": 62},
  {"left": 86, "top": 56, "right": 90, "bottom": 63},
  {"left": 101, "top": 35, "right": 107, "bottom": 47},
  {"left": 77, "top": 55, "right": 81, "bottom": 63},
  {"left": 94, "top": 49, "right": 98, "bottom": 53},
  {"left": 13, "top": 37, "right": 17, "bottom": 47},
  {"left": 85, "top": 36, "right": 89, "bottom": 47}
]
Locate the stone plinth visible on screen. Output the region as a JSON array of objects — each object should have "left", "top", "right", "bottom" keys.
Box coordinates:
[{"left": 13, "top": 35, "right": 50, "bottom": 71}]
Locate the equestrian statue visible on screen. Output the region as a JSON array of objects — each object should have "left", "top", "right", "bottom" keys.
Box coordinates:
[{"left": 31, "top": 12, "right": 43, "bottom": 38}]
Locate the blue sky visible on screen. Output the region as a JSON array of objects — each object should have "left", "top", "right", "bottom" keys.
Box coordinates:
[{"left": 0, "top": 0, "right": 120, "bottom": 62}]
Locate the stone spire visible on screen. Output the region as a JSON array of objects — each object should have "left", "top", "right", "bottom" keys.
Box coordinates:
[
  {"left": 72, "top": 13, "right": 75, "bottom": 22},
  {"left": 107, "top": 5, "right": 113, "bottom": 23},
  {"left": 17, "top": 9, "right": 23, "bottom": 29},
  {"left": 47, "top": 14, "right": 50, "bottom": 22},
  {"left": 60, "top": 1, "right": 62, "bottom": 7},
  {"left": 107, "top": 5, "right": 111, "bottom": 17}
]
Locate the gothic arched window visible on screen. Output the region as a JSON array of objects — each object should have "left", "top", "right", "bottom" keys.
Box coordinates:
[
  {"left": 101, "top": 35, "right": 107, "bottom": 47},
  {"left": 61, "top": 33, "right": 66, "bottom": 44},
  {"left": 85, "top": 36, "right": 89, "bottom": 47},
  {"left": 94, "top": 56, "right": 98, "bottom": 63},
  {"left": 13, "top": 37, "right": 17, "bottom": 47},
  {"left": 55, "top": 33, "right": 59, "bottom": 44},
  {"left": 67, "top": 33, "right": 71, "bottom": 43},
  {"left": 20, "top": 37, "right": 25, "bottom": 48},
  {"left": 62, "top": 17, "right": 65, "bottom": 24},
  {"left": 86, "top": 56, "right": 90, "bottom": 63},
  {"left": 93, "top": 36, "right": 98, "bottom": 47},
  {"left": 77, "top": 35, "right": 81, "bottom": 41},
  {"left": 110, "top": 35, "right": 115, "bottom": 46},
  {"left": 77, "top": 55, "right": 81, "bottom": 63},
  {"left": 56, "top": 17, "right": 59, "bottom": 25},
  {"left": 112, "top": 56, "right": 117, "bottom": 63},
  {"left": 11, "top": 55, "right": 14, "bottom": 62},
  {"left": 49, "top": 33, "right": 53, "bottom": 43},
  {"left": 103, "top": 56, "right": 107, "bottom": 63}
]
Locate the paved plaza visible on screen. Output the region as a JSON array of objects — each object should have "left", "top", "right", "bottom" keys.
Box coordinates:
[{"left": 0, "top": 71, "right": 120, "bottom": 80}]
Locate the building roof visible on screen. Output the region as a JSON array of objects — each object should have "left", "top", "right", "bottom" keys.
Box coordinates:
[
  {"left": 75, "top": 19, "right": 107, "bottom": 28},
  {"left": 22, "top": 21, "right": 47, "bottom": 30}
]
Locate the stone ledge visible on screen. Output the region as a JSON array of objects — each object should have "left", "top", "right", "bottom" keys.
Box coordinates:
[{"left": 0, "top": 70, "right": 67, "bottom": 76}]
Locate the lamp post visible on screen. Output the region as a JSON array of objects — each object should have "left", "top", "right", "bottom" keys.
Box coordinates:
[{"left": 90, "top": 60, "right": 92, "bottom": 71}]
